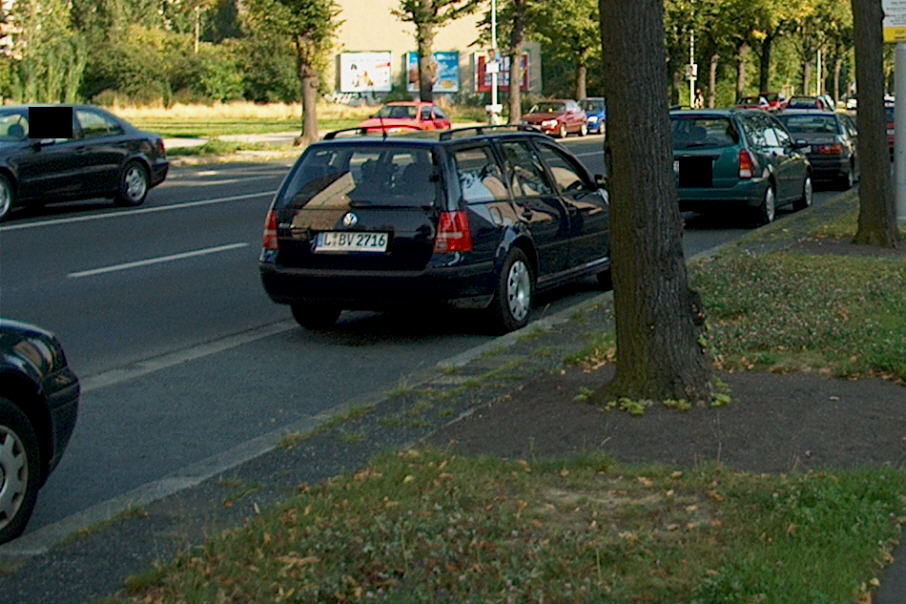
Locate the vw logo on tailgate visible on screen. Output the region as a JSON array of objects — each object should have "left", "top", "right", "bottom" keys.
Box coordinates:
[{"left": 342, "top": 212, "right": 358, "bottom": 227}]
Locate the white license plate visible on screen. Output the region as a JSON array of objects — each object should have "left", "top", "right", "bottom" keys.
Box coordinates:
[{"left": 315, "top": 231, "right": 388, "bottom": 253}]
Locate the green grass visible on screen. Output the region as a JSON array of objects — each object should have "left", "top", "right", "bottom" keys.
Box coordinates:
[
  {"left": 116, "top": 451, "right": 906, "bottom": 603},
  {"left": 691, "top": 252, "right": 906, "bottom": 381}
]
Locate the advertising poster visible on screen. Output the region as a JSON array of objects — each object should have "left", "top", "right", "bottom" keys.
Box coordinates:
[
  {"left": 406, "top": 52, "right": 460, "bottom": 93},
  {"left": 884, "top": 0, "right": 906, "bottom": 42},
  {"left": 339, "top": 52, "right": 393, "bottom": 93},
  {"left": 475, "top": 53, "right": 529, "bottom": 92}
]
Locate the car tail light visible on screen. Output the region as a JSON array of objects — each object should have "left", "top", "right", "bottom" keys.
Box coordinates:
[
  {"left": 158, "top": 138, "right": 166, "bottom": 155},
  {"left": 738, "top": 149, "right": 754, "bottom": 179},
  {"left": 818, "top": 144, "right": 843, "bottom": 155},
  {"left": 434, "top": 210, "right": 472, "bottom": 253},
  {"left": 262, "top": 210, "right": 278, "bottom": 250}
]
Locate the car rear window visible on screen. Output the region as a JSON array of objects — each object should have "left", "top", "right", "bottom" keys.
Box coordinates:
[
  {"left": 276, "top": 144, "right": 440, "bottom": 210},
  {"left": 671, "top": 117, "right": 739, "bottom": 149},
  {"left": 778, "top": 114, "right": 840, "bottom": 134},
  {"left": 376, "top": 105, "right": 418, "bottom": 119}
]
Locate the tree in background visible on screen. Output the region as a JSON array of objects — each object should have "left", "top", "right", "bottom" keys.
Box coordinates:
[
  {"left": 593, "top": 0, "right": 712, "bottom": 405},
  {"left": 850, "top": 0, "right": 899, "bottom": 247},
  {"left": 243, "top": 0, "right": 341, "bottom": 145},
  {"left": 394, "top": 0, "right": 479, "bottom": 103},
  {"left": 531, "top": 0, "right": 599, "bottom": 101}
]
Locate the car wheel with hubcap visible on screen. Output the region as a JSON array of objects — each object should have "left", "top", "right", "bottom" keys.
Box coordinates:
[
  {"left": 489, "top": 248, "right": 534, "bottom": 333},
  {"left": 579, "top": 122, "right": 588, "bottom": 136},
  {"left": 558, "top": 123, "right": 567, "bottom": 138},
  {"left": 114, "top": 161, "right": 149, "bottom": 207},
  {"left": 0, "top": 397, "right": 40, "bottom": 544},
  {"left": 793, "top": 175, "right": 813, "bottom": 211},
  {"left": 291, "top": 303, "right": 341, "bottom": 330},
  {"left": 754, "top": 183, "right": 776, "bottom": 226},
  {"left": 0, "top": 174, "right": 14, "bottom": 222},
  {"left": 839, "top": 165, "right": 855, "bottom": 191}
]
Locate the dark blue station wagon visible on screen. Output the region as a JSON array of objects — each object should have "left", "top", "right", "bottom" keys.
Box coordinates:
[{"left": 259, "top": 127, "right": 612, "bottom": 333}]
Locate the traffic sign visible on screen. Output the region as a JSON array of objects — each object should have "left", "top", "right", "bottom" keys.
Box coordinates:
[{"left": 884, "top": 0, "right": 906, "bottom": 43}]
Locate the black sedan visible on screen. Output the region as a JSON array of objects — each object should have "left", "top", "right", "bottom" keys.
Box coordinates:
[
  {"left": 776, "top": 109, "right": 859, "bottom": 190},
  {"left": 0, "top": 105, "right": 169, "bottom": 221},
  {"left": 0, "top": 319, "right": 79, "bottom": 543}
]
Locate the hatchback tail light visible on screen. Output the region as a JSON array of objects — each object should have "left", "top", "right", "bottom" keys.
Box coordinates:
[
  {"left": 434, "top": 210, "right": 472, "bottom": 253},
  {"left": 818, "top": 144, "right": 843, "bottom": 155},
  {"left": 738, "top": 149, "right": 754, "bottom": 179},
  {"left": 157, "top": 138, "right": 166, "bottom": 155},
  {"left": 262, "top": 210, "right": 279, "bottom": 250}
]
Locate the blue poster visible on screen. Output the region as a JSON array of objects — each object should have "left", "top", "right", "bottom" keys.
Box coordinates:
[{"left": 407, "top": 52, "right": 460, "bottom": 93}]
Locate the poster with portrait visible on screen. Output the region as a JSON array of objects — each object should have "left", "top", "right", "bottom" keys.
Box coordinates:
[
  {"left": 475, "top": 53, "right": 529, "bottom": 92},
  {"left": 406, "top": 52, "right": 460, "bottom": 93},
  {"left": 339, "top": 52, "right": 393, "bottom": 93}
]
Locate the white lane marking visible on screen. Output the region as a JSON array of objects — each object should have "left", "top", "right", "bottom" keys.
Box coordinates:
[
  {"left": 69, "top": 242, "right": 249, "bottom": 278},
  {"left": 0, "top": 191, "right": 276, "bottom": 233}
]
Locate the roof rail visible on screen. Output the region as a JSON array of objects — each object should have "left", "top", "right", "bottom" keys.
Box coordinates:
[
  {"left": 322, "top": 127, "right": 368, "bottom": 140},
  {"left": 323, "top": 124, "right": 426, "bottom": 141},
  {"left": 438, "top": 123, "right": 541, "bottom": 141}
]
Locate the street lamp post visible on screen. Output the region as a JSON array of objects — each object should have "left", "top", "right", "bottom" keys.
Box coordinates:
[{"left": 487, "top": 0, "right": 501, "bottom": 125}]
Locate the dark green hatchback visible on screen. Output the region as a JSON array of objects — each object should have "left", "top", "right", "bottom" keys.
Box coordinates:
[{"left": 671, "top": 109, "right": 812, "bottom": 226}]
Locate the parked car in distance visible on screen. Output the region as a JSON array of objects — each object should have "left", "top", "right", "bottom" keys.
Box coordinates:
[
  {"left": 776, "top": 109, "right": 858, "bottom": 190},
  {"left": 356, "top": 102, "right": 451, "bottom": 135},
  {"left": 0, "top": 319, "right": 79, "bottom": 544},
  {"left": 579, "top": 97, "right": 607, "bottom": 135},
  {"left": 0, "top": 105, "right": 169, "bottom": 222},
  {"left": 736, "top": 91, "right": 785, "bottom": 111},
  {"left": 259, "top": 125, "right": 611, "bottom": 333},
  {"left": 784, "top": 95, "right": 830, "bottom": 111},
  {"left": 671, "top": 108, "right": 812, "bottom": 226},
  {"left": 886, "top": 102, "right": 895, "bottom": 160},
  {"left": 520, "top": 100, "right": 588, "bottom": 138}
]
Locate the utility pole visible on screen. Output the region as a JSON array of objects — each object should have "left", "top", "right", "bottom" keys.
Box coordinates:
[{"left": 487, "top": 0, "right": 501, "bottom": 125}]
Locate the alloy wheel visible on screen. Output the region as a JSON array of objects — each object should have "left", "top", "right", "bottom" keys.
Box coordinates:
[
  {"left": 0, "top": 426, "right": 27, "bottom": 531},
  {"left": 506, "top": 259, "right": 531, "bottom": 323},
  {"left": 123, "top": 164, "right": 148, "bottom": 203}
]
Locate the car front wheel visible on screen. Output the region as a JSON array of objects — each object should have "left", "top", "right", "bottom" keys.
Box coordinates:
[
  {"left": 579, "top": 122, "right": 588, "bottom": 136},
  {"left": 0, "top": 397, "right": 41, "bottom": 544},
  {"left": 558, "top": 123, "right": 567, "bottom": 138},
  {"left": 291, "top": 303, "right": 341, "bottom": 330},
  {"left": 0, "top": 174, "right": 14, "bottom": 222},
  {"left": 115, "top": 161, "right": 149, "bottom": 207},
  {"left": 488, "top": 248, "right": 534, "bottom": 333}
]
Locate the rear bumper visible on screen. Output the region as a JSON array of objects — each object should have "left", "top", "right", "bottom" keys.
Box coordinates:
[
  {"left": 677, "top": 178, "right": 767, "bottom": 212},
  {"left": 150, "top": 159, "right": 169, "bottom": 187},
  {"left": 805, "top": 155, "right": 849, "bottom": 180},
  {"left": 259, "top": 259, "right": 497, "bottom": 310}
]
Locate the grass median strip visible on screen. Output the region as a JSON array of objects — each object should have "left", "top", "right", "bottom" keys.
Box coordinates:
[{"left": 116, "top": 451, "right": 905, "bottom": 603}]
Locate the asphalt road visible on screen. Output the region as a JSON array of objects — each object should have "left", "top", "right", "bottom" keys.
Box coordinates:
[{"left": 0, "top": 136, "right": 841, "bottom": 539}]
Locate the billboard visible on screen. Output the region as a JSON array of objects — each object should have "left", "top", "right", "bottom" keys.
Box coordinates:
[
  {"left": 339, "top": 52, "right": 393, "bottom": 93},
  {"left": 884, "top": 0, "right": 906, "bottom": 42},
  {"left": 406, "top": 52, "right": 460, "bottom": 93},
  {"left": 475, "top": 53, "right": 529, "bottom": 92}
]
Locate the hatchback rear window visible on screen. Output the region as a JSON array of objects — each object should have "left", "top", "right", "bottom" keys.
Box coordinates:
[
  {"left": 276, "top": 144, "right": 440, "bottom": 209},
  {"left": 778, "top": 115, "right": 839, "bottom": 134},
  {"left": 671, "top": 117, "right": 739, "bottom": 149}
]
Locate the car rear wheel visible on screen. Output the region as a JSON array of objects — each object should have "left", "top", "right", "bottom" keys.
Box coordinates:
[
  {"left": 0, "top": 174, "right": 13, "bottom": 222},
  {"left": 753, "top": 184, "right": 776, "bottom": 226},
  {"left": 488, "top": 248, "right": 534, "bottom": 333},
  {"left": 291, "top": 303, "right": 341, "bottom": 330},
  {"left": 596, "top": 268, "right": 613, "bottom": 291},
  {"left": 793, "top": 175, "right": 813, "bottom": 211},
  {"left": 838, "top": 165, "right": 855, "bottom": 191},
  {"left": 0, "top": 397, "right": 40, "bottom": 544},
  {"left": 115, "top": 161, "right": 149, "bottom": 207}
]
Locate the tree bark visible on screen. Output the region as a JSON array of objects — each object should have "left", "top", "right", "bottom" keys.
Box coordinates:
[
  {"left": 594, "top": 0, "right": 712, "bottom": 404},
  {"left": 575, "top": 62, "right": 587, "bottom": 100},
  {"left": 708, "top": 52, "right": 718, "bottom": 108},
  {"left": 295, "top": 39, "right": 319, "bottom": 147},
  {"left": 508, "top": 0, "right": 526, "bottom": 123},
  {"left": 833, "top": 56, "right": 842, "bottom": 103},
  {"left": 758, "top": 34, "right": 773, "bottom": 93},
  {"left": 802, "top": 60, "right": 812, "bottom": 96},
  {"left": 417, "top": 22, "right": 436, "bottom": 103},
  {"left": 851, "top": 0, "right": 899, "bottom": 247},
  {"left": 735, "top": 41, "right": 748, "bottom": 101}
]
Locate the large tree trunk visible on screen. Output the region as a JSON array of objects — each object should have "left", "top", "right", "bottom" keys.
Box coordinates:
[
  {"left": 802, "top": 60, "right": 812, "bottom": 96},
  {"left": 508, "top": 0, "right": 526, "bottom": 123},
  {"left": 708, "top": 52, "right": 718, "bottom": 108},
  {"left": 758, "top": 34, "right": 773, "bottom": 93},
  {"left": 833, "top": 55, "right": 842, "bottom": 103},
  {"left": 417, "top": 22, "right": 435, "bottom": 103},
  {"left": 295, "top": 40, "right": 319, "bottom": 147},
  {"left": 594, "top": 0, "right": 713, "bottom": 404},
  {"left": 851, "top": 0, "right": 899, "bottom": 247},
  {"left": 575, "top": 62, "right": 587, "bottom": 100},
  {"left": 735, "top": 41, "right": 748, "bottom": 101}
]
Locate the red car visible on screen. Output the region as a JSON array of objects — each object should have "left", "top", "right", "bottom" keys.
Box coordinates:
[
  {"left": 357, "top": 101, "right": 451, "bottom": 134},
  {"left": 520, "top": 99, "right": 588, "bottom": 138},
  {"left": 736, "top": 91, "right": 785, "bottom": 111}
]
